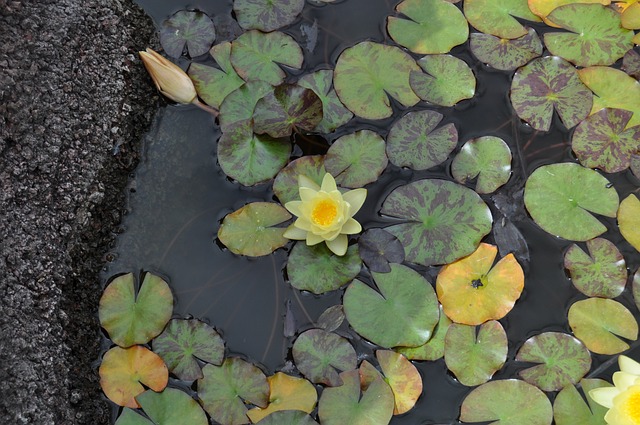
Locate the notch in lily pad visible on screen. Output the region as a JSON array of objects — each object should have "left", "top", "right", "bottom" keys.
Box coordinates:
[
  {"left": 159, "top": 10, "right": 216, "bottom": 58},
  {"left": 410, "top": 55, "right": 476, "bottom": 107},
  {"left": 358, "top": 228, "right": 404, "bottom": 273},
  {"left": 324, "top": 130, "right": 388, "bottom": 188},
  {"left": 470, "top": 28, "right": 543, "bottom": 71},
  {"left": 451, "top": 136, "right": 512, "bottom": 194}
]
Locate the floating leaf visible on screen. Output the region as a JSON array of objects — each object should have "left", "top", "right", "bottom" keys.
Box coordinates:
[
  {"left": 324, "top": 130, "right": 388, "bottom": 188},
  {"left": 297, "top": 70, "right": 353, "bottom": 133},
  {"left": 451, "top": 136, "right": 512, "bottom": 194},
  {"left": 198, "top": 358, "right": 269, "bottom": 425},
  {"left": 470, "top": 28, "right": 543, "bottom": 71},
  {"left": 568, "top": 298, "right": 638, "bottom": 354},
  {"left": 387, "top": 0, "right": 469, "bottom": 54},
  {"left": 553, "top": 378, "right": 612, "bottom": 425},
  {"left": 273, "top": 155, "right": 327, "bottom": 204},
  {"left": 564, "top": 237, "right": 627, "bottom": 298},
  {"left": 622, "top": 1, "right": 640, "bottom": 29},
  {"left": 317, "top": 305, "right": 345, "bottom": 332},
  {"left": 343, "top": 264, "right": 439, "bottom": 348},
  {"left": 516, "top": 332, "right": 591, "bottom": 391},
  {"left": 99, "top": 272, "right": 173, "bottom": 347},
  {"left": 255, "top": 411, "right": 318, "bottom": 425},
  {"left": 136, "top": 388, "right": 208, "bottom": 425},
  {"left": 357, "top": 228, "right": 405, "bottom": 273},
  {"left": 618, "top": 194, "right": 640, "bottom": 252},
  {"left": 376, "top": 350, "right": 422, "bottom": 414},
  {"left": 381, "top": 179, "right": 492, "bottom": 266},
  {"left": 218, "top": 202, "right": 292, "bottom": 257},
  {"left": 114, "top": 409, "right": 153, "bottom": 425},
  {"left": 287, "top": 243, "right": 361, "bottom": 294},
  {"left": 247, "top": 372, "right": 317, "bottom": 423},
  {"left": 460, "top": 380, "right": 553, "bottom": 425},
  {"left": 334, "top": 41, "right": 421, "bottom": 120},
  {"left": 633, "top": 269, "right": 640, "bottom": 311},
  {"left": 99, "top": 346, "right": 168, "bottom": 408},
  {"left": 464, "top": 0, "right": 542, "bottom": 39},
  {"left": 234, "top": 0, "right": 305, "bottom": 32},
  {"left": 386, "top": 110, "right": 458, "bottom": 170},
  {"left": 410, "top": 55, "right": 476, "bottom": 107},
  {"left": 219, "top": 81, "right": 273, "bottom": 131},
  {"left": 188, "top": 42, "right": 244, "bottom": 109},
  {"left": 622, "top": 49, "right": 640, "bottom": 79},
  {"left": 493, "top": 216, "right": 530, "bottom": 267},
  {"left": 510, "top": 56, "right": 593, "bottom": 131},
  {"left": 523, "top": 162, "right": 619, "bottom": 241},
  {"left": 159, "top": 10, "right": 216, "bottom": 58},
  {"left": 396, "top": 305, "right": 452, "bottom": 361},
  {"left": 528, "top": 0, "right": 609, "bottom": 26},
  {"left": 292, "top": 329, "right": 357, "bottom": 386},
  {"left": 152, "top": 319, "right": 224, "bottom": 381},
  {"left": 437, "top": 243, "right": 524, "bottom": 325}
]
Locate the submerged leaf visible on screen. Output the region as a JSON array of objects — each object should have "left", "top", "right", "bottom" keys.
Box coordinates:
[
  {"left": 292, "top": 329, "right": 357, "bottom": 386},
  {"left": 618, "top": 194, "right": 640, "bottom": 252},
  {"left": 159, "top": 10, "right": 216, "bottom": 58},
  {"left": 451, "top": 136, "right": 512, "bottom": 194},
  {"left": 325, "top": 130, "right": 388, "bottom": 188},
  {"left": 233, "top": 0, "right": 305, "bottom": 32},
  {"left": 246, "top": 372, "right": 317, "bottom": 423},
  {"left": 470, "top": 28, "right": 543, "bottom": 71},
  {"left": 357, "top": 228, "right": 405, "bottom": 273},
  {"left": 317, "top": 305, "right": 345, "bottom": 332},
  {"left": 410, "top": 55, "right": 476, "bottom": 107}
]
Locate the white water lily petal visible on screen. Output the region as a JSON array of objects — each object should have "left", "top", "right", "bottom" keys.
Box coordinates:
[
  {"left": 342, "top": 188, "right": 367, "bottom": 214},
  {"left": 340, "top": 218, "right": 362, "bottom": 235},
  {"left": 283, "top": 225, "right": 308, "bottom": 240},
  {"left": 620, "top": 355, "right": 640, "bottom": 376},
  {"left": 320, "top": 173, "right": 338, "bottom": 192},
  {"left": 614, "top": 371, "right": 640, "bottom": 392},
  {"left": 299, "top": 187, "right": 317, "bottom": 203},
  {"left": 298, "top": 175, "right": 321, "bottom": 191},
  {"left": 325, "top": 234, "right": 348, "bottom": 256},
  {"left": 306, "top": 232, "right": 325, "bottom": 246},
  {"left": 284, "top": 200, "right": 303, "bottom": 216},
  {"left": 590, "top": 386, "right": 620, "bottom": 409}
]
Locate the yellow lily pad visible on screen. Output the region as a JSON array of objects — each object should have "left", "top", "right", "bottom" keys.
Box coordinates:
[
  {"left": 618, "top": 194, "right": 640, "bottom": 252},
  {"left": 247, "top": 372, "right": 317, "bottom": 423},
  {"left": 376, "top": 350, "right": 422, "bottom": 415}
]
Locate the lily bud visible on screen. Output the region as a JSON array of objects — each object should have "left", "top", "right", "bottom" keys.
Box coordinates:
[{"left": 139, "top": 48, "right": 198, "bottom": 104}]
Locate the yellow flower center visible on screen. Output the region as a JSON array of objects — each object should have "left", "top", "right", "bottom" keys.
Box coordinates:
[
  {"left": 624, "top": 390, "right": 640, "bottom": 423},
  {"left": 311, "top": 199, "right": 338, "bottom": 226}
]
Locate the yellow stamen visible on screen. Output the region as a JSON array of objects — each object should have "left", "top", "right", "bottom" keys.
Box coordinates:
[
  {"left": 625, "top": 390, "right": 640, "bottom": 422},
  {"left": 311, "top": 199, "right": 338, "bottom": 226}
]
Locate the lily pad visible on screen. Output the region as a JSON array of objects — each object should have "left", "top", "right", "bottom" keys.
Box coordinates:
[
  {"left": 470, "top": 28, "right": 543, "bottom": 71},
  {"left": 376, "top": 350, "right": 422, "bottom": 415},
  {"left": 387, "top": 0, "right": 469, "bottom": 54},
  {"left": 386, "top": 110, "right": 458, "bottom": 170},
  {"left": 622, "top": 48, "right": 640, "bottom": 79},
  {"left": 234, "top": 0, "right": 305, "bottom": 32},
  {"left": 568, "top": 298, "right": 639, "bottom": 354},
  {"left": 622, "top": 1, "right": 640, "bottom": 29},
  {"left": 198, "top": 358, "right": 269, "bottom": 425},
  {"left": 553, "top": 378, "right": 612, "bottom": 425},
  {"left": 317, "top": 305, "right": 345, "bottom": 332},
  {"left": 255, "top": 411, "right": 318, "bottom": 425},
  {"left": 286, "top": 242, "right": 361, "bottom": 294},
  {"left": 444, "top": 321, "right": 508, "bottom": 387},
  {"left": 515, "top": 332, "right": 591, "bottom": 392},
  {"left": 436, "top": 243, "right": 524, "bottom": 325},
  {"left": 219, "top": 81, "right": 273, "bottom": 131},
  {"left": 460, "top": 379, "right": 553, "bottom": 425},
  {"left": 357, "top": 228, "right": 405, "bottom": 273},
  {"left": 273, "top": 155, "right": 327, "bottom": 204},
  {"left": 633, "top": 269, "right": 640, "bottom": 311},
  {"left": 619, "top": 194, "right": 640, "bottom": 252},
  {"left": 493, "top": 216, "right": 530, "bottom": 267},
  {"left": 451, "top": 136, "right": 512, "bottom": 194},
  {"left": 343, "top": 263, "right": 439, "bottom": 348},
  {"left": 218, "top": 202, "right": 292, "bottom": 257},
  {"left": 246, "top": 372, "right": 317, "bottom": 423},
  {"left": 324, "top": 130, "right": 388, "bottom": 188},
  {"left": 396, "top": 305, "right": 452, "bottom": 361},
  {"left": 115, "top": 409, "right": 153, "bottom": 425},
  {"left": 136, "top": 388, "right": 209, "bottom": 425},
  {"left": 99, "top": 272, "right": 173, "bottom": 347},
  {"left": 159, "top": 10, "right": 216, "bottom": 58},
  {"left": 297, "top": 70, "right": 353, "bottom": 133},
  {"left": 334, "top": 41, "right": 421, "bottom": 120},
  {"left": 528, "top": 0, "right": 609, "bottom": 26},
  {"left": 523, "top": 162, "right": 619, "bottom": 241},
  {"left": 410, "top": 55, "right": 476, "bottom": 107},
  {"left": 510, "top": 56, "right": 593, "bottom": 131},
  {"left": 381, "top": 179, "right": 492, "bottom": 266},
  {"left": 152, "top": 319, "right": 224, "bottom": 381},
  {"left": 99, "top": 346, "right": 168, "bottom": 408},
  {"left": 464, "top": 0, "right": 542, "bottom": 39},
  {"left": 564, "top": 237, "right": 627, "bottom": 298},
  {"left": 292, "top": 329, "right": 357, "bottom": 386}
]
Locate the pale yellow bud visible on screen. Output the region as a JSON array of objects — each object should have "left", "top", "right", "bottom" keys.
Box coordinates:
[{"left": 138, "top": 48, "right": 198, "bottom": 104}]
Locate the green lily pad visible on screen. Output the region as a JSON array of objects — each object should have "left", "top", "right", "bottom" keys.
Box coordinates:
[
  {"left": 115, "top": 409, "right": 153, "bottom": 425},
  {"left": 375, "top": 350, "right": 422, "bottom": 414},
  {"left": 136, "top": 388, "right": 209, "bottom": 425},
  {"left": 564, "top": 237, "right": 627, "bottom": 298},
  {"left": 451, "top": 136, "right": 512, "bottom": 194},
  {"left": 527, "top": 0, "right": 609, "bottom": 25},
  {"left": 463, "top": 0, "right": 542, "bottom": 39},
  {"left": 410, "top": 55, "right": 476, "bottom": 107},
  {"left": 523, "top": 162, "right": 619, "bottom": 241},
  {"left": 255, "top": 411, "right": 318, "bottom": 425},
  {"left": 286, "top": 242, "right": 361, "bottom": 294},
  {"left": 217, "top": 122, "right": 291, "bottom": 185},
  {"left": 396, "top": 305, "right": 452, "bottom": 361},
  {"left": 510, "top": 56, "right": 593, "bottom": 131},
  {"left": 544, "top": 4, "right": 635, "bottom": 67},
  {"left": 357, "top": 228, "right": 405, "bottom": 273},
  {"left": 233, "top": 0, "right": 304, "bottom": 32},
  {"left": 273, "top": 155, "right": 327, "bottom": 204},
  {"left": 99, "top": 272, "right": 173, "bottom": 347},
  {"left": 297, "top": 70, "right": 353, "bottom": 133},
  {"left": 324, "top": 130, "right": 388, "bottom": 188},
  {"left": 343, "top": 263, "right": 439, "bottom": 348},
  {"left": 381, "top": 179, "right": 492, "bottom": 266},
  {"left": 230, "top": 30, "right": 303, "bottom": 85},
  {"left": 334, "top": 41, "right": 421, "bottom": 120},
  {"left": 152, "top": 319, "right": 224, "bottom": 381},
  {"left": 387, "top": 0, "right": 469, "bottom": 54},
  {"left": 460, "top": 379, "right": 553, "bottom": 425},
  {"left": 515, "top": 332, "right": 591, "bottom": 392},
  {"left": 622, "top": 49, "right": 640, "bottom": 79},
  {"left": 619, "top": 194, "right": 640, "bottom": 252},
  {"left": 292, "top": 329, "right": 357, "bottom": 386},
  {"left": 444, "top": 321, "right": 508, "bottom": 387},
  {"left": 318, "top": 370, "right": 394, "bottom": 425},
  {"left": 198, "top": 358, "right": 269, "bottom": 425},
  {"left": 159, "top": 10, "right": 216, "bottom": 58},
  {"left": 386, "top": 110, "right": 458, "bottom": 170},
  {"left": 218, "top": 202, "right": 292, "bottom": 257},
  {"left": 246, "top": 372, "right": 317, "bottom": 423},
  {"left": 470, "top": 28, "right": 543, "bottom": 71},
  {"left": 317, "top": 305, "right": 345, "bottom": 332},
  {"left": 553, "top": 379, "right": 612, "bottom": 425},
  {"left": 568, "top": 298, "right": 639, "bottom": 354},
  {"left": 219, "top": 81, "right": 273, "bottom": 131}
]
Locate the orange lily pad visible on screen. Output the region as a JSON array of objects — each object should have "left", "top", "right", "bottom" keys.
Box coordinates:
[{"left": 247, "top": 372, "right": 317, "bottom": 423}]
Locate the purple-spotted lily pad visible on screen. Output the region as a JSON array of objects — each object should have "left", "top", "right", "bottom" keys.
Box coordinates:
[
  {"left": 622, "top": 49, "right": 640, "bottom": 79},
  {"left": 387, "top": 0, "right": 469, "bottom": 54},
  {"left": 444, "top": 321, "right": 508, "bottom": 386},
  {"left": 218, "top": 202, "right": 292, "bottom": 257},
  {"left": 298, "top": 70, "right": 353, "bottom": 133},
  {"left": 463, "top": 0, "right": 542, "bottom": 39},
  {"left": 633, "top": 269, "right": 640, "bottom": 311},
  {"left": 136, "top": 388, "right": 209, "bottom": 425},
  {"left": 234, "top": 0, "right": 304, "bottom": 32},
  {"left": 564, "top": 237, "right": 627, "bottom": 298},
  {"left": 246, "top": 372, "right": 317, "bottom": 423},
  {"left": 159, "top": 10, "right": 216, "bottom": 58},
  {"left": 451, "top": 136, "right": 512, "bottom": 194},
  {"left": 343, "top": 264, "right": 439, "bottom": 348},
  {"left": 470, "top": 28, "right": 543, "bottom": 71},
  {"left": 510, "top": 56, "right": 593, "bottom": 131},
  {"left": 152, "top": 319, "right": 224, "bottom": 381},
  {"left": 324, "top": 130, "right": 388, "bottom": 188},
  {"left": 386, "top": 110, "right": 458, "bottom": 170},
  {"left": 410, "top": 55, "right": 476, "bottom": 107},
  {"left": 619, "top": 194, "right": 640, "bottom": 252},
  {"left": 219, "top": 81, "right": 273, "bottom": 131},
  {"left": 292, "top": 329, "right": 357, "bottom": 386},
  {"left": 515, "top": 332, "right": 591, "bottom": 392},
  {"left": 334, "top": 41, "right": 421, "bottom": 120},
  {"left": 553, "top": 379, "right": 612, "bottom": 425},
  {"left": 273, "top": 155, "right": 327, "bottom": 204},
  {"left": 395, "top": 305, "right": 452, "bottom": 361},
  {"left": 524, "top": 163, "right": 619, "bottom": 241},
  {"left": 357, "top": 228, "right": 405, "bottom": 273},
  {"left": 381, "top": 179, "right": 492, "bottom": 266},
  {"left": 114, "top": 409, "right": 153, "bottom": 425},
  {"left": 317, "top": 305, "right": 345, "bottom": 333},
  {"left": 255, "top": 411, "right": 318, "bottom": 425}
]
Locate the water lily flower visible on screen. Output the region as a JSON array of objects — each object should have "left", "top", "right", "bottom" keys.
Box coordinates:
[
  {"left": 283, "top": 173, "right": 366, "bottom": 256},
  {"left": 590, "top": 355, "right": 640, "bottom": 425},
  {"left": 139, "top": 48, "right": 198, "bottom": 104}
]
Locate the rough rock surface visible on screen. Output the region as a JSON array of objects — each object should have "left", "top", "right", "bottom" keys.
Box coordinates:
[{"left": 0, "top": 0, "right": 156, "bottom": 423}]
